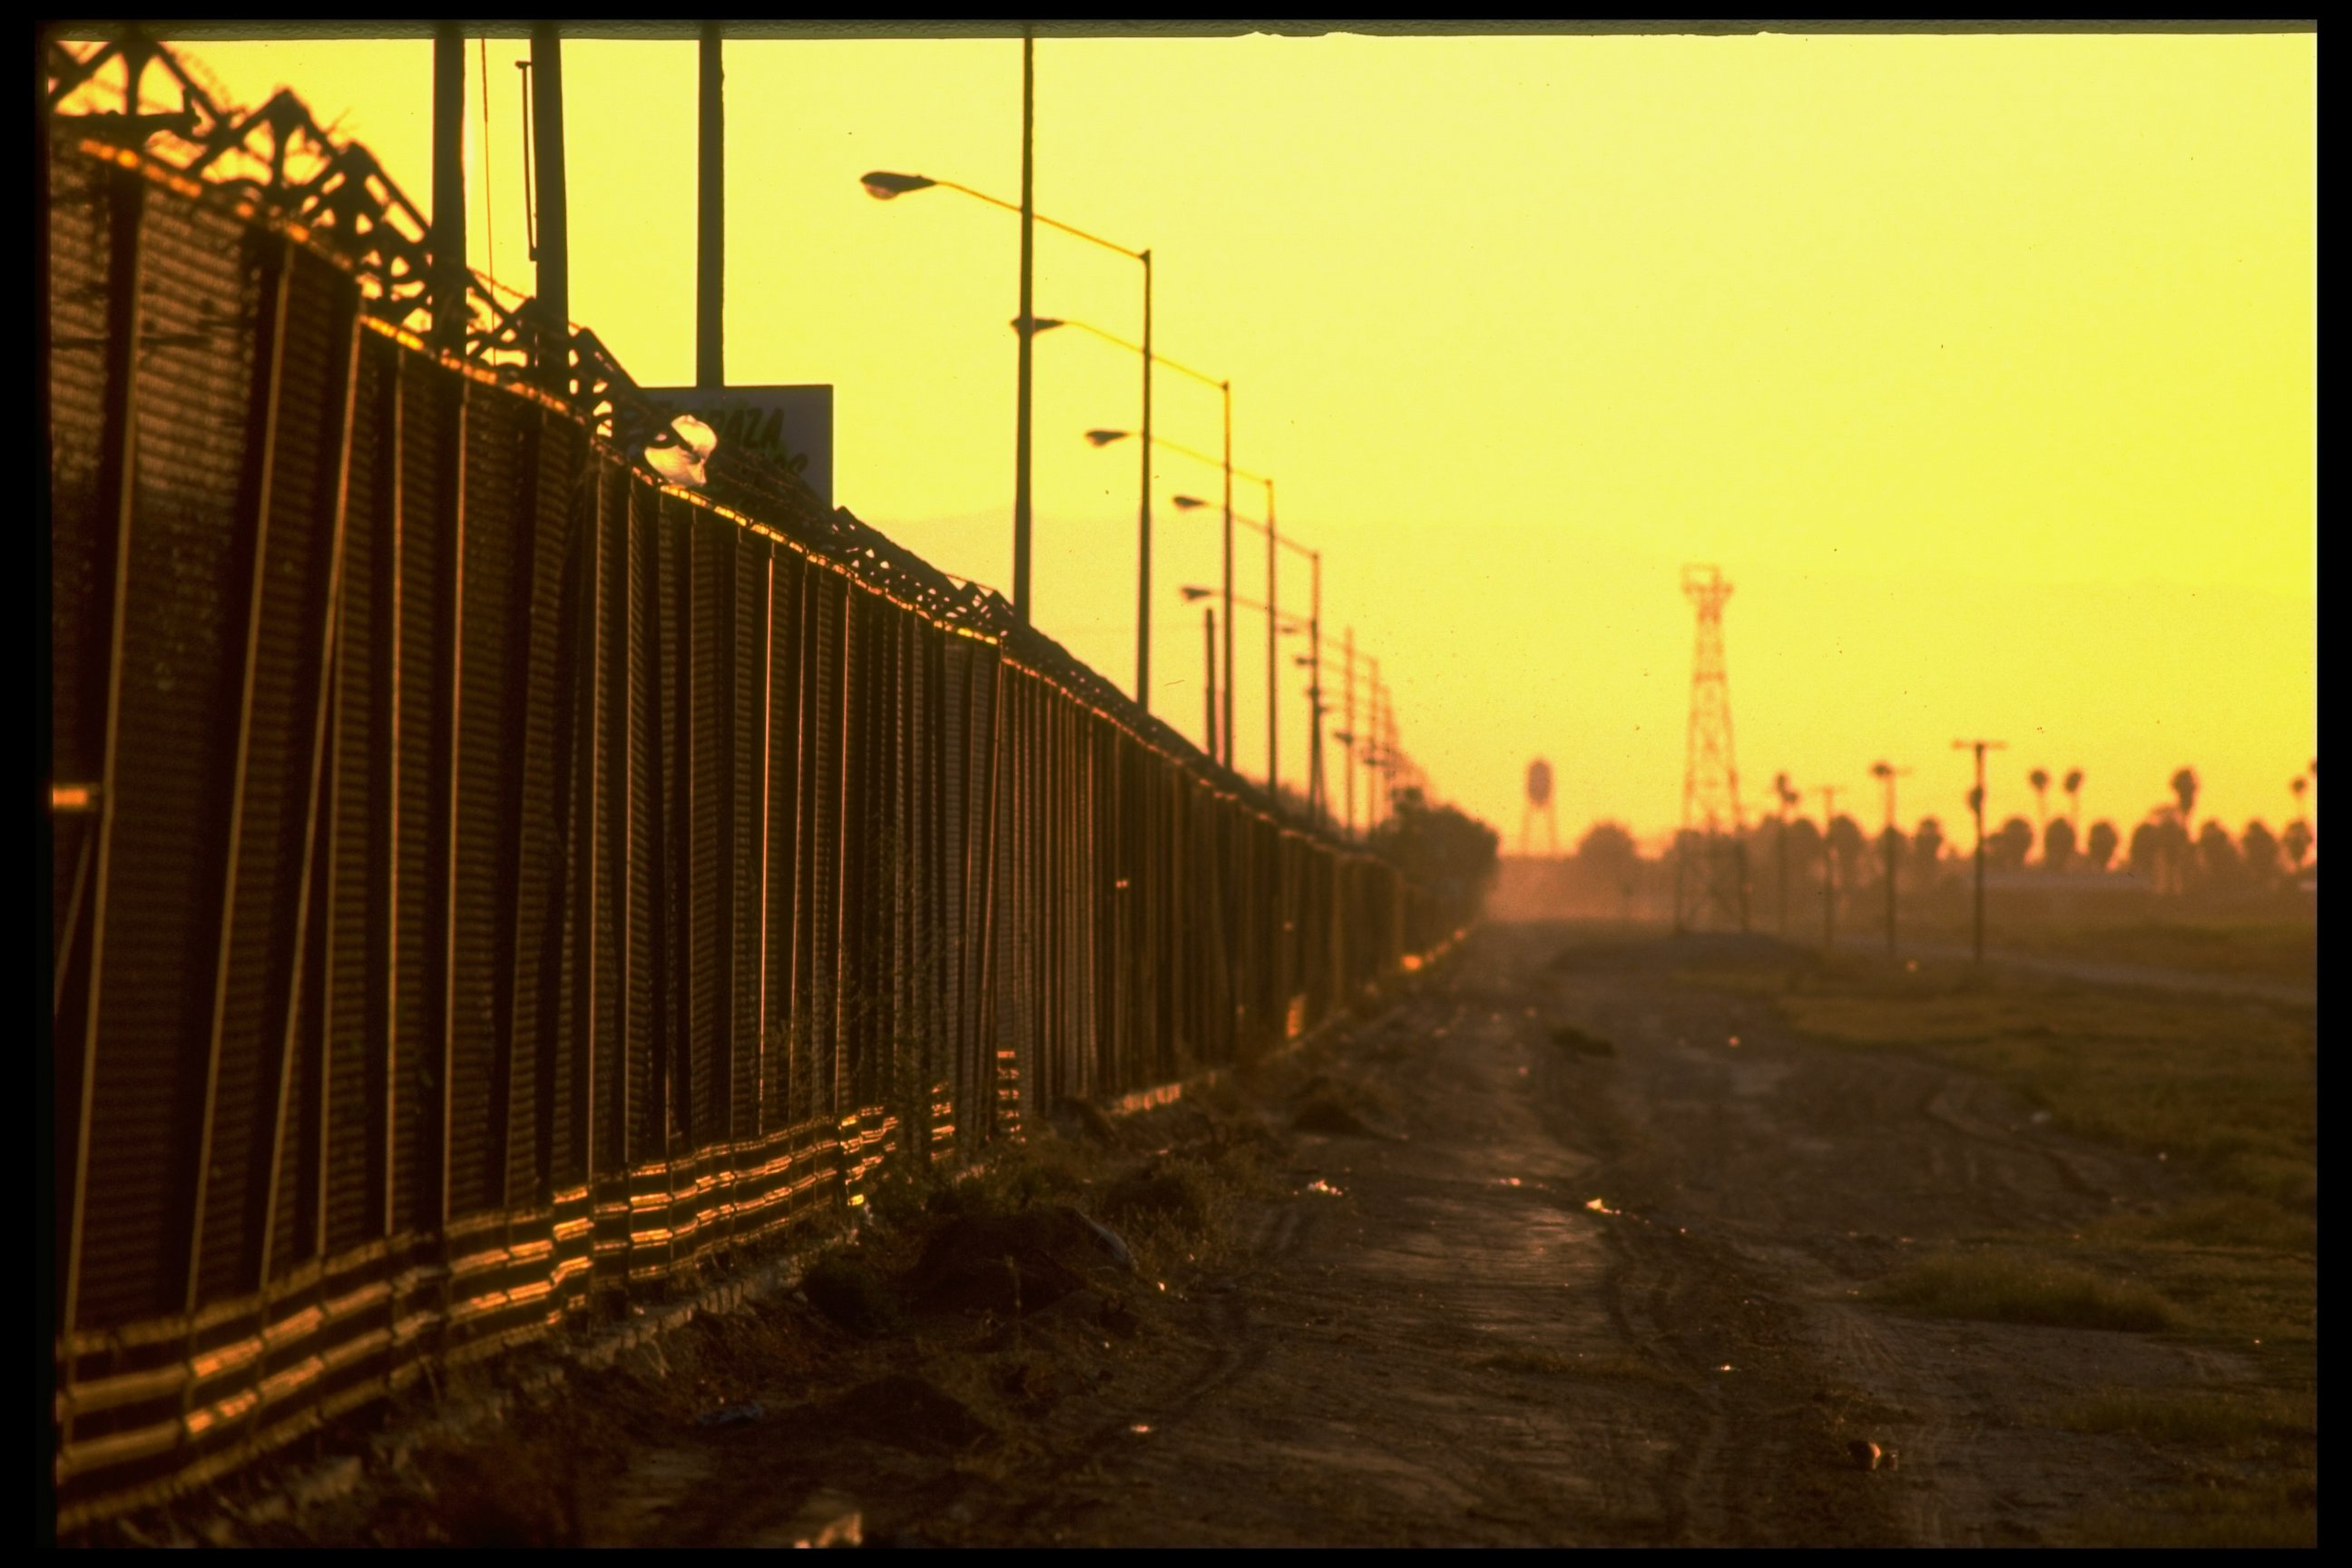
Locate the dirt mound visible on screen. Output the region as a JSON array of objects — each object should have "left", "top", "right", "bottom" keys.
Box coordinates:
[
  {"left": 1289, "top": 1072, "right": 1399, "bottom": 1139},
  {"left": 814, "top": 1374, "right": 995, "bottom": 1455},
  {"left": 907, "top": 1203, "right": 1135, "bottom": 1317},
  {"left": 1551, "top": 1024, "right": 1618, "bottom": 1058},
  {"left": 800, "top": 1249, "right": 904, "bottom": 1338}
]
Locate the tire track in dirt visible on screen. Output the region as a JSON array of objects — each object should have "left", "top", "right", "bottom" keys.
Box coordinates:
[{"left": 1534, "top": 923, "right": 2265, "bottom": 1547}]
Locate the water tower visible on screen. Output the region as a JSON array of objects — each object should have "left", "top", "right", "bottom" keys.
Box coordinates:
[{"left": 1524, "top": 758, "right": 1560, "bottom": 857}]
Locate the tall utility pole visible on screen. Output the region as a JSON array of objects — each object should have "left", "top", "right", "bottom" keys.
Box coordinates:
[
  {"left": 1306, "top": 549, "right": 1324, "bottom": 829},
  {"left": 1200, "top": 607, "right": 1217, "bottom": 759},
  {"left": 1265, "top": 480, "right": 1279, "bottom": 819},
  {"left": 1953, "top": 739, "right": 2008, "bottom": 963},
  {"left": 1818, "top": 785, "right": 1842, "bottom": 950},
  {"left": 528, "top": 24, "right": 568, "bottom": 338},
  {"left": 1011, "top": 32, "right": 1036, "bottom": 622},
  {"left": 1220, "top": 383, "right": 1234, "bottom": 769},
  {"left": 695, "top": 23, "right": 724, "bottom": 388},
  {"left": 1772, "top": 772, "right": 1798, "bottom": 938},
  {"left": 429, "top": 24, "right": 466, "bottom": 352},
  {"left": 1134, "top": 249, "right": 1152, "bottom": 710},
  {"left": 1676, "top": 565, "right": 1749, "bottom": 934},
  {"left": 1343, "top": 626, "right": 1357, "bottom": 835},
  {"left": 1871, "top": 761, "right": 1913, "bottom": 956}
]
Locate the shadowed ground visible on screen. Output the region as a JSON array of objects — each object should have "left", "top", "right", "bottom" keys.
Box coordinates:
[{"left": 121, "top": 921, "right": 2313, "bottom": 1548}]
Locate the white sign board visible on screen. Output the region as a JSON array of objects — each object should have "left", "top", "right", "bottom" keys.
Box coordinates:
[{"left": 642, "top": 385, "right": 834, "bottom": 507}]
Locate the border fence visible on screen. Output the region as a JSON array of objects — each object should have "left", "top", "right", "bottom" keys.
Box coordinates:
[{"left": 46, "top": 44, "right": 1446, "bottom": 1533}]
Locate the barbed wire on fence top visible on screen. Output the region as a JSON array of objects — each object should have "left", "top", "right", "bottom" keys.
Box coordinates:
[{"left": 44, "top": 22, "right": 1358, "bottom": 841}]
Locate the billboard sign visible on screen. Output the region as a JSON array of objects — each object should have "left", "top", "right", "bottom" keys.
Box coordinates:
[{"left": 641, "top": 384, "right": 834, "bottom": 507}]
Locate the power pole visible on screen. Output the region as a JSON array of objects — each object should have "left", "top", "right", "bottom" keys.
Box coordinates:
[
  {"left": 430, "top": 25, "right": 466, "bottom": 353},
  {"left": 1871, "top": 761, "right": 1913, "bottom": 957},
  {"left": 695, "top": 22, "right": 724, "bottom": 389},
  {"left": 1343, "top": 626, "right": 1357, "bottom": 835},
  {"left": 1201, "top": 607, "right": 1217, "bottom": 760},
  {"left": 1012, "top": 32, "right": 1035, "bottom": 622},
  {"left": 1952, "top": 739, "right": 2007, "bottom": 964},
  {"left": 1817, "top": 785, "right": 1842, "bottom": 951},
  {"left": 1772, "top": 772, "right": 1797, "bottom": 938},
  {"left": 1676, "top": 565, "right": 1748, "bottom": 934},
  {"left": 527, "top": 24, "right": 569, "bottom": 341}
]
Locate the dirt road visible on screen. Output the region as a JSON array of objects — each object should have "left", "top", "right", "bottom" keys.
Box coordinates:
[
  {"left": 878, "top": 922, "right": 2255, "bottom": 1546},
  {"left": 201, "top": 919, "right": 2293, "bottom": 1548}
]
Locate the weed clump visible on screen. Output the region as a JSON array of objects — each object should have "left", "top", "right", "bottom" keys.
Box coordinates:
[
  {"left": 1873, "top": 1250, "right": 2180, "bottom": 1332},
  {"left": 1098, "top": 1160, "right": 1222, "bottom": 1233},
  {"left": 2048, "top": 1386, "right": 2315, "bottom": 1447}
]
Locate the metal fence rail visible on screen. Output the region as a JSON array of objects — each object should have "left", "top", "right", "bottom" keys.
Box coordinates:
[{"left": 47, "top": 135, "right": 1438, "bottom": 1531}]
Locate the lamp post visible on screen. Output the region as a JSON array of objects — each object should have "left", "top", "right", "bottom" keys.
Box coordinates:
[
  {"left": 1180, "top": 583, "right": 1306, "bottom": 807},
  {"left": 1201, "top": 606, "right": 1218, "bottom": 759},
  {"left": 1173, "top": 487, "right": 1300, "bottom": 820},
  {"left": 860, "top": 54, "right": 1153, "bottom": 630},
  {"left": 1338, "top": 652, "right": 1396, "bottom": 834},
  {"left": 1871, "top": 761, "right": 1914, "bottom": 957},
  {"left": 1343, "top": 627, "right": 1357, "bottom": 834},
  {"left": 1080, "top": 353, "right": 1240, "bottom": 755}
]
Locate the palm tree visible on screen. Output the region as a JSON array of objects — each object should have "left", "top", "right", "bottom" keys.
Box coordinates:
[
  {"left": 2043, "top": 817, "right": 2077, "bottom": 873},
  {"left": 2028, "top": 768, "right": 2052, "bottom": 844},
  {"left": 1993, "top": 816, "right": 2035, "bottom": 870},
  {"left": 2240, "top": 821, "right": 2281, "bottom": 887},
  {"left": 2168, "top": 770, "right": 2200, "bottom": 896},
  {"left": 2063, "top": 768, "right": 2084, "bottom": 831}
]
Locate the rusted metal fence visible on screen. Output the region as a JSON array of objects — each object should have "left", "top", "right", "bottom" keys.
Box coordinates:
[{"left": 47, "top": 130, "right": 1441, "bottom": 1531}]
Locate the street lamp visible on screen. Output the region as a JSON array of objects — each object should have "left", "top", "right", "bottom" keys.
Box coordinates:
[
  {"left": 859, "top": 55, "right": 1152, "bottom": 632},
  {"left": 1091, "top": 423, "right": 1260, "bottom": 785},
  {"left": 1180, "top": 581, "right": 1307, "bottom": 809},
  {"left": 1073, "top": 347, "right": 1237, "bottom": 761},
  {"left": 1321, "top": 638, "right": 1389, "bottom": 837},
  {"left": 1183, "top": 495, "right": 1324, "bottom": 828},
  {"left": 1090, "top": 421, "right": 1238, "bottom": 778}
]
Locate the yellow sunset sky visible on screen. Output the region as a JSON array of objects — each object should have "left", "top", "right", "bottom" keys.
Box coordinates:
[{"left": 92, "top": 25, "right": 2317, "bottom": 849}]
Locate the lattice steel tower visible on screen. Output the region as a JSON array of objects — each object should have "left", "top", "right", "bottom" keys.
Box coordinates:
[{"left": 1676, "top": 564, "right": 1750, "bottom": 932}]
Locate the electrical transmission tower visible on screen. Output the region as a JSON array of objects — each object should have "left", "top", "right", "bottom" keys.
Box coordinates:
[{"left": 1676, "top": 564, "right": 1750, "bottom": 933}]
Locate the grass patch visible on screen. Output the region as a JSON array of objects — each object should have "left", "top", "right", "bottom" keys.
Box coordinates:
[
  {"left": 1093, "top": 1142, "right": 1269, "bottom": 1276},
  {"left": 1871, "top": 1250, "right": 2179, "bottom": 1332},
  {"left": 1097, "top": 1159, "right": 1224, "bottom": 1233},
  {"left": 2063, "top": 1474, "right": 2318, "bottom": 1549},
  {"left": 2046, "top": 1386, "right": 2315, "bottom": 1448},
  {"left": 2127, "top": 1194, "right": 2316, "bottom": 1254},
  {"left": 2010, "top": 917, "right": 2315, "bottom": 988},
  {"left": 1681, "top": 958, "right": 2317, "bottom": 1223}
]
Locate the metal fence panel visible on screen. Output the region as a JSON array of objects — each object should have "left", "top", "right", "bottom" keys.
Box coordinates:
[{"left": 49, "top": 136, "right": 1440, "bottom": 1533}]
